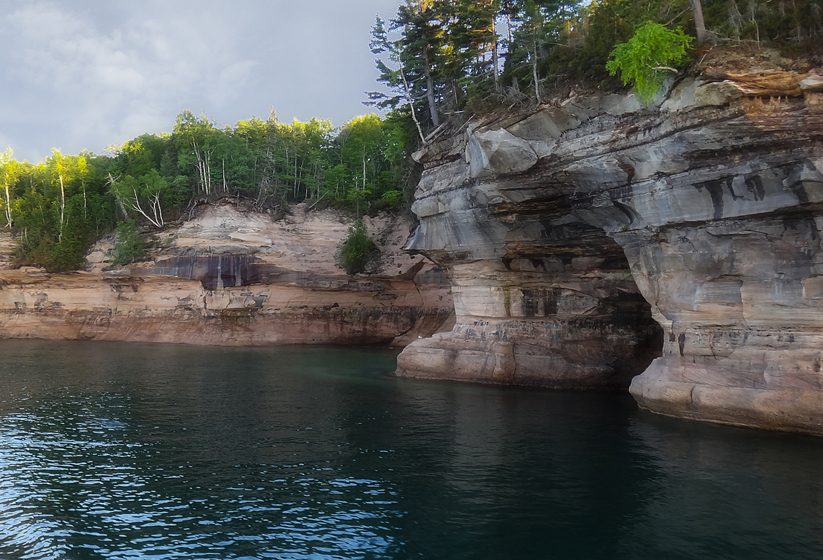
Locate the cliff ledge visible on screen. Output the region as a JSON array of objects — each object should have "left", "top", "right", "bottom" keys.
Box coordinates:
[
  {"left": 0, "top": 203, "right": 454, "bottom": 346},
  {"left": 399, "top": 50, "right": 823, "bottom": 433}
]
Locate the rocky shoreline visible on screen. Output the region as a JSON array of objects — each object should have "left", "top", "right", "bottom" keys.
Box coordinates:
[
  {"left": 398, "top": 51, "right": 823, "bottom": 434},
  {"left": 2, "top": 50, "right": 822, "bottom": 434},
  {"left": 0, "top": 203, "right": 454, "bottom": 347}
]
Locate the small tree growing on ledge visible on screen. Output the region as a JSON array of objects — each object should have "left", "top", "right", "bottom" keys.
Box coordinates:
[
  {"left": 339, "top": 221, "right": 379, "bottom": 275},
  {"left": 606, "top": 21, "right": 693, "bottom": 104},
  {"left": 110, "top": 220, "right": 144, "bottom": 266}
]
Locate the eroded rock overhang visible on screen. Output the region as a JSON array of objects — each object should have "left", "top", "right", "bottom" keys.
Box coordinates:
[{"left": 398, "top": 67, "right": 823, "bottom": 433}]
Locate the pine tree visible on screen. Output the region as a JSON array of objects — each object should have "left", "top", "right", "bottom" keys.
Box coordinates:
[
  {"left": 395, "top": 1, "right": 446, "bottom": 127},
  {"left": 367, "top": 15, "right": 428, "bottom": 143}
]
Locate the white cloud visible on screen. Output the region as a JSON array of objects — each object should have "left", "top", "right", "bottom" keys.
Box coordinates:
[
  {"left": 0, "top": 0, "right": 403, "bottom": 161},
  {"left": 0, "top": 133, "right": 13, "bottom": 154}
]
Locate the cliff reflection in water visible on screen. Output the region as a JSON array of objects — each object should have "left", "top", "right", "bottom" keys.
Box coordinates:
[{"left": 0, "top": 340, "right": 821, "bottom": 559}]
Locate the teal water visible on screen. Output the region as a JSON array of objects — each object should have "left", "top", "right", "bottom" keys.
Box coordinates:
[{"left": 0, "top": 340, "right": 821, "bottom": 559}]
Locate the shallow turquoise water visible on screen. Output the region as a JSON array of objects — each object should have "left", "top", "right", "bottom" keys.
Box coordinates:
[{"left": 0, "top": 340, "right": 821, "bottom": 559}]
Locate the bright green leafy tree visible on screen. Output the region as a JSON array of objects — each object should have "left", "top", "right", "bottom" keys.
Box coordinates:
[
  {"left": 606, "top": 21, "right": 692, "bottom": 103},
  {"left": 2, "top": 108, "right": 415, "bottom": 272},
  {"left": 0, "top": 148, "right": 21, "bottom": 228}
]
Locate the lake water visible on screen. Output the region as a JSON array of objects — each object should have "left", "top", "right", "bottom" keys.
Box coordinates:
[{"left": 0, "top": 340, "right": 821, "bottom": 559}]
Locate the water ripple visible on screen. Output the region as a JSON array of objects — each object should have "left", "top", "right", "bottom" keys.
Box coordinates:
[
  {"left": 1, "top": 342, "right": 822, "bottom": 559},
  {"left": 0, "top": 405, "right": 401, "bottom": 558}
]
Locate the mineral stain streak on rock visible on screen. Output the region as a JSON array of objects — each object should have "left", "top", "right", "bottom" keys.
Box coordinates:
[
  {"left": 0, "top": 203, "right": 454, "bottom": 347},
  {"left": 399, "top": 52, "right": 823, "bottom": 433}
]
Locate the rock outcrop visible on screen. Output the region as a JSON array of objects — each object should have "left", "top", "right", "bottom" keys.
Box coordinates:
[
  {"left": 0, "top": 204, "right": 454, "bottom": 346},
  {"left": 399, "top": 51, "right": 823, "bottom": 433}
]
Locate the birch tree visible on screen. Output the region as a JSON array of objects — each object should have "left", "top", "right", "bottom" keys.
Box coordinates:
[
  {"left": 174, "top": 110, "right": 217, "bottom": 195},
  {"left": 46, "top": 150, "right": 88, "bottom": 242},
  {"left": 108, "top": 169, "right": 168, "bottom": 228},
  {"left": 0, "top": 148, "right": 19, "bottom": 228}
]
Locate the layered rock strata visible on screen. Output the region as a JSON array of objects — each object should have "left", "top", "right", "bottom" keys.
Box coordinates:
[
  {"left": 398, "top": 55, "right": 823, "bottom": 432},
  {"left": 396, "top": 212, "right": 663, "bottom": 389},
  {"left": 0, "top": 204, "right": 453, "bottom": 346}
]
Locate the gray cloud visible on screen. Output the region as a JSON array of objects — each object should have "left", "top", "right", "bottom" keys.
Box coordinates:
[{"left": 0, "top": 0, "right": 401, "bottom": 162}]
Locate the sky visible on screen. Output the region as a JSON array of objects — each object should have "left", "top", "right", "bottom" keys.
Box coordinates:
[{"left": 0, "top": 0, "right": 403, "bottom": 163}]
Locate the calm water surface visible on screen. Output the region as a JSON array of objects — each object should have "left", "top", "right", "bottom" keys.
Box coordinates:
[{"left": 0, "top": 340, "right": 821, "bottom": 559}]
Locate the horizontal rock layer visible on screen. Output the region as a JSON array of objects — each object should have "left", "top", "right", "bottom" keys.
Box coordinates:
[
  {"left": 400, "top": 58, "right": 823, "bottom": 432},
  {"left": 0, "top": 204, "right": 454, "bottom": 347},
  {"left": 397, "top": 239, "right": 662, "bottom": 390},
  {"left": 0, "top": 269, "right": 451, "bottom": 346}
]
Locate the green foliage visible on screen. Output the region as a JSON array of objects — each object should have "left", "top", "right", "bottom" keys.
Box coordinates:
[
  {"left": 110, "top": 220, "right": 144, "bottom": 266},
  {"left": 8, "top": 150, "right": 115, "bottom": 272},
  {"left": 702, "top": 0, "right": 823, "bottom": 45},
  {"left": 369, "top": 1, "right": 511, "bottom": 126},
  {"left": 380, "top": 190, "right": 403, "bottom": 208},
  {"left": 502, "top": 1, "right": 586, "bottom": 99},
  {"left": 369, "top": 0, "right": 702, "bottom": 114},
  {"left": 105, "top": 110, "right": 414, "bottom": 221},
  {"left": 606, "top": 21, "right": 693, "bottom": 103},
  {"left": 371, "top": 0, "right": 820, "bottom": 117},
  {"left": 6, "top": 0, "right": 816, "bottom": 274},
  {"left": 562, "top": 1, "right": 693, "bottom": 84},
  {"left": 339, "top": 221, "right": 380, "bottom": 275},
  {"left": 1, "top": 108, "right": 414, "bottom": 272}
]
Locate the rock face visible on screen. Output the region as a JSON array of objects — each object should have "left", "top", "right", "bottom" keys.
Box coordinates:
[
  {"left": 399, "top": 55, "right": 823, "bottom": 433},
  {"left": 0, "top": 204, "right": 454, "bottom": 346}
]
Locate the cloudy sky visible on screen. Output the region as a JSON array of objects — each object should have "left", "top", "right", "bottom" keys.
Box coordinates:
[{"left": 0, "top": 0, "right": 402, "bottom": 162}]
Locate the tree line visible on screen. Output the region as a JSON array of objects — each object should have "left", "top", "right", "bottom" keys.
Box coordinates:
[
  {"left": 0, "top": 111, "right": 415, "bottom": 272},
  {"left": 3, "top": 0, "right": 819, "bottom": 273},
  {"left": 369, "top": 0, "right": 823, "bottom": 133}
]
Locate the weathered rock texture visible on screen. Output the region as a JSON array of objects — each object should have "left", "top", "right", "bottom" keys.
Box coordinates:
[
  {"left": 399, "top": 53, "right": 823, "bottom": 433},
  {"left": 0, "top": 204, "right": 453, "bottom": 346}
]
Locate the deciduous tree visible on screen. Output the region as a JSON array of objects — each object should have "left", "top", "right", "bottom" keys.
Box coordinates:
[{"left": 606, "top": 20, "right": 693, "bottom": 103}]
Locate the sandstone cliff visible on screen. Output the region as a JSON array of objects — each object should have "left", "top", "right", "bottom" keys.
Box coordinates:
[
  {"left": 0, "top": 203, "right": 453, "bottom": 346},
  {"left": 398, "top": 50, "right": 823, "bottom": 433}
]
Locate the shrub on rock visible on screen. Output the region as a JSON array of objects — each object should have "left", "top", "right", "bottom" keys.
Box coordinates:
[{"left": 339, "top": 221, "right": 379, "bottom": 275}]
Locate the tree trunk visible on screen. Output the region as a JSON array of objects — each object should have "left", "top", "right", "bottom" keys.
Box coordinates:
[
  {"left": 205, "top": 152, "right": 212, "bottom": 195},
  {"left": 4, "top": 185, "right": 12, "bottom": 228},
  {"left": 422, "top": 44, "right": 440, "bottom": 127},
  {"left": 689, "top": 0, "right": 708, "bottom": 42},
  {"left": 222, "top": 159, "right": 227, "bottom": 193},
  {"left": 532, "top": 40, "right": 542, "bottom": 104},
  {"left": 492, "top": 17, "right": 500, "bottom": 92},
  {"left": 283, "top": 146, "right": 289, "bottom": 199},
  {"left": 192, "top": 140, "right": 209, "bottom": 195},
  {"left": 399, "top": 65, "right": 427, "bottom": 144},
  {"left": 58, "top": 174, "right": 65, "bottom": 243},
  {"left": 293, "top": 154, "right": 299, "bottom": 199},
  {"left": 128, "top": 186, "right": 163, "bottom": 228}
]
